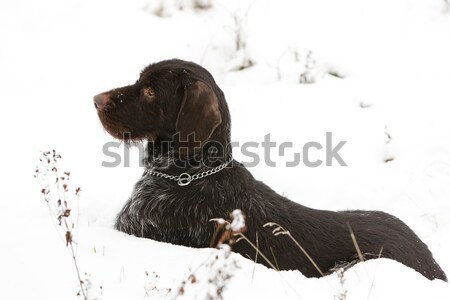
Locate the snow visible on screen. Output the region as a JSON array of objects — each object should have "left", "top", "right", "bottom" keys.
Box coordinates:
[
  {"left": 229, "top": 209, "right": 245, "bottom": 232},
  {"left": 1, "top": 0, "right": 450, "bottom": 299}
]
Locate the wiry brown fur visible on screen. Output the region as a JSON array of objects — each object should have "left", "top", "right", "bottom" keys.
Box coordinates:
[{"left": 94, "top": 59, "right": 447, "bottom": 281}]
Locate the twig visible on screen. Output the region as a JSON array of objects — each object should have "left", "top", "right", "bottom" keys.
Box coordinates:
[
  {"left": 366, "top": 247, "right": 384, "bottom": 300},
  {"left": 270, "top": 247, "right": 280, "bottom": 271},
  {"left": 251, "top": 231, "right": 259, "bottom": 282},
  {"left": 35, "top": 150, "right": 87, "bottom": 300},
  {"left": 265, "top": 222, "right": 324, "bottom": 276},
  {"left": 347, "top": 223, "right": 364, "bottom": 263},
  {"left": 235, "top": 233, "right": 279, "bottom": 271}
]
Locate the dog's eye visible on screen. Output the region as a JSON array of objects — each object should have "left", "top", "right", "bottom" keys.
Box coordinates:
[{"left": 143, "top": 87, "right": 156, "bottom": 100}]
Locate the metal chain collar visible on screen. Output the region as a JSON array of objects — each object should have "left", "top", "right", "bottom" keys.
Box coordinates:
[{"left": 147, "top": 157, "right": 233, "bottom": 186}]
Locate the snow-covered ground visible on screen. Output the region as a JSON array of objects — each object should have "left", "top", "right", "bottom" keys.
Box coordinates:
[{"left": 1, "top": 0, "right": 450, "bottom": 299}]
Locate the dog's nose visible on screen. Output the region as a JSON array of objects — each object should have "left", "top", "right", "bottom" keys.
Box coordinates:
[{"left": 94, "top": 93, "right": 109, "bottom": 110}]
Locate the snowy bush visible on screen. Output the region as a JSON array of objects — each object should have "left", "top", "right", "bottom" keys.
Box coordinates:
[
  {"left": 35, "top": 150, "right": 87, "bottom": 299},
  {"left": 144, "top": 0, "right": 213, "bottom": 17},
  {"left": 299, "top": 51, "right": 319, "bottom": 84},
  {"left": 222, "top": 3, "right": 255, "bottom": 71},
  {"left": 173, "top": 210, "right": 246, "bottom": 299}
]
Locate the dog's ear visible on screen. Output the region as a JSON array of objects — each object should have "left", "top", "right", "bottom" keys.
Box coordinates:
[{"left": 175, "top": 81, "right": 222, "bottom": 155}]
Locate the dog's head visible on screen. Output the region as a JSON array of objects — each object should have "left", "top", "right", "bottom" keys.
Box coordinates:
[{"left": 94, "top": 59, "right": 229, "bottom": 156}]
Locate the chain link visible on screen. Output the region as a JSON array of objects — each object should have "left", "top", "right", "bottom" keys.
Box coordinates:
[{"left": 147, "top": 157, "right": 233, "bottom": 186}]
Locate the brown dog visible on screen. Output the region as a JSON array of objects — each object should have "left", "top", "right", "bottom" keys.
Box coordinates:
[{"left": 94, "top": 59, "right": 447, "bottom": 281}]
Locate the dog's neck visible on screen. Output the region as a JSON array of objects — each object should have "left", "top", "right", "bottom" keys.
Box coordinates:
[
  {"left": 144, "top": 137, "right": 232, "bottom": 172},
  {"left": 143, "top": 137, "right": 233, "bottom": 186}
]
